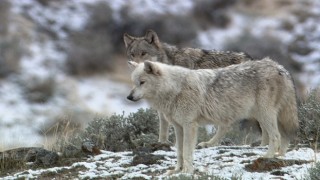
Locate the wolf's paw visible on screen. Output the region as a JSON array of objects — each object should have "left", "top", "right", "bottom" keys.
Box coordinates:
[
  {"left": 181, "top": 166, "right": 194, "bottom": 174},
  {"left": 263, "top": 152, "right": 276, "bottom": 158},
  {"left": 278, "top": 150, "right": 286, "bottom": 157},
  {"left": 196, "top": 142, "right": 209, "bottom": 149},
  {"left": 166, "top": 168, "right": 181, "bottom": 176},
  {"left": 260, "top": 142, "right": 268, "bottom": 146}
]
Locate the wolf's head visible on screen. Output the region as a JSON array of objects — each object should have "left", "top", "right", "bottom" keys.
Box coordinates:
[
  {"left": 127, "top": 61, "right": 163, "bottom": 102},
  {"left": 123, "top": 30, "right": 164, "bottom": 63}
]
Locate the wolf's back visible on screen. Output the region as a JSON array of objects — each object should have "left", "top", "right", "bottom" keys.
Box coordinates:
[
  {"left": 163, "top": 44, "right": 252, "bottom": 69},
  {"left": 193, "top": 50, "right": 252, "bottom": 69}
]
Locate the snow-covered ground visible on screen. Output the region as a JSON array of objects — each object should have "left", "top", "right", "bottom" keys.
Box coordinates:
[{"left": 1, "top": 146, "right": 318, "bottom": 179}]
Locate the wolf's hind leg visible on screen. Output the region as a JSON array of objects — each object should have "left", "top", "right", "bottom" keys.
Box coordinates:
[
  {"left": 258, "top": 112, "right": 281, "bottom": 158},
  {"left": 260, "top": 127, "right": 269, "bottom": 146},
  {"left": 278, "top": 124, "right": 290, "bottom": 156},
  {"left": 197, "top": 125, "right": 229, "bottom": 148}
]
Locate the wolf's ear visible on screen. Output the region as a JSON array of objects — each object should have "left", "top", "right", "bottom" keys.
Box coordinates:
[
  {"left": 144, "top": 61, "right": 161, "bottom": 76},
  {"left": 128, "top": 61, "right": 138, "bottom": 70},
  {"left": 145, "top": 30, "right": 161, "bottom": 48},
  {"left": 123, "top": 33, "right": 134, "bottom": 48}
]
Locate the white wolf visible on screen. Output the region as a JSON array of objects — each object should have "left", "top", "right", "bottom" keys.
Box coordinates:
[{"left": 127, "top": 58, "right": 299, "bottom": 175}]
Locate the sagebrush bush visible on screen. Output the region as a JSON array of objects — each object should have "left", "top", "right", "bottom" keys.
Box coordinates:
[
  {"left": 55, "top": 108, "right": 160, "bottom": 155},
  {"left": 306, "top": 162, "right": 320, "bottom": 180},
  {"left": 298, "top": 89, "right": 320, "bottom": 146},
  {"left": 0, "top": 153, "right": 26, "bottom": 176}
]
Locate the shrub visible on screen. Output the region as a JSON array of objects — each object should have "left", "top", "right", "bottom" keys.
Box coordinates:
[
  {"left": 0, "top": 157, "right": 26, "bottom": 176},
  {"left": 55, "top": 108, "right": 160, "bottom": 155},
  {"left": 306, "top": 162, "right": 320, "bottom": 180},
  {"left": 298, "top": 89, "right": 320, "bottom": 146}
]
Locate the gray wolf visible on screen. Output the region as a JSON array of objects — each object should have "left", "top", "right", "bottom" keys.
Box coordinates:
[
  {"left": 123, "top": 29, "right": 255, "bottom": 145},
  {"left": 127, "top": 58, "right": 299, "bottom": 174}
]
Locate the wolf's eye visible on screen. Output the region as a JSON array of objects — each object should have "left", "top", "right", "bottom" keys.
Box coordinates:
[
  {"left": 141, "top": 51, "right": 147, "bottom": 56},
  {"left": 130, "top": 53, "right": 135, "bottom": 58},
  {"left": 140, "top": 81, "right": 145, "bottom": 85}
]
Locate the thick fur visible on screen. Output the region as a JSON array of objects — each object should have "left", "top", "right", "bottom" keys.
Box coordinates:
[
  {"left": 127, "top": 58, "right": 299, "bottom": 174},
  {"left": 124, "top": 29, "right": 255, "bottom": 144}
]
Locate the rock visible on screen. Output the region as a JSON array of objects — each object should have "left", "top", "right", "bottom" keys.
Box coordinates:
[
  {"left": 131, "top": 142, "right": 169, "bottom": 166},
  {"left": 81, "top": 141, "right": 102, "bottom": 155},
  {"left": 150, "top": 142, "right": 172, "bottom": 151},
  {"left": 0, "top": 147, "right": 59, "bottom": 166},
  {"left": 132, "top": 152, "right": 164, "bottom": 166},
  {"left": 131, "top": 133, "right": 158, "bottom": 148},
  {"left": 221, "top": 138, "right": 235, "bottom": 146},
  {"left": 31, "top": 149, "right": 59, "bottom": 166},
  {"left": 63, "top": 144, "right": 82, "bottom": 157},
  {"left": 245, "top": 157, "right": 312, "bottom": 172}
]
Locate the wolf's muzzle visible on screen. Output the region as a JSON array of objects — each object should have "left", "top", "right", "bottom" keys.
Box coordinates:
[{"left": 127, "top": 95, "right": 134, "bottom": 101}]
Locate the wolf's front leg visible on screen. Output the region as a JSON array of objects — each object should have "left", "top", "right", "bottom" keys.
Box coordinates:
[
  {"left": 158, "top": 112, "right": 170, "bottom": 143},
  {"left": 166, "top": 124, "right": 183, "bottom": 175},
  {"left": 181, "top": 122, "right": 198, "bottom": 174}
]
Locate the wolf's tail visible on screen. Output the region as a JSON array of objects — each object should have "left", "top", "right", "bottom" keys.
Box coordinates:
[{"left": 278, "top": 86, "right": 299, "bottom": 141}]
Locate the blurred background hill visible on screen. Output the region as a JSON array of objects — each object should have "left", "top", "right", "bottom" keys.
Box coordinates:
[{"left": 0, "top": 0, "right": 319, "bottom": 150}]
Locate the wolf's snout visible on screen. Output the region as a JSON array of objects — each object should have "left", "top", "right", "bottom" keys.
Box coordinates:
[{"left": 127, "top": 95, "right": 134, "bottom": 101}]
